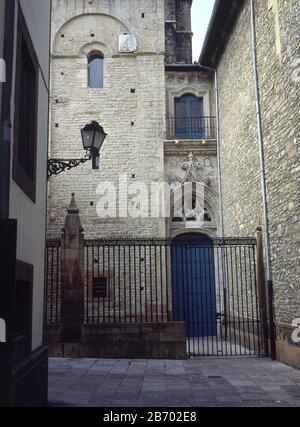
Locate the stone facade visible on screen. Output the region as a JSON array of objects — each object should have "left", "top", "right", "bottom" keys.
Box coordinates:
[
  {"left": 48, "top": 0, "right": 167, "bottom": 238},
  {"left": 165, "top": 0, "right": 193, "bottom": 64},
  {"left": 216, "top": 0, "right": 300, "bottom": 325},
  {"left": 47, "top": 0, "right": 222, "bottom": 362},
  {"left": 254, "top": 0, "right": 300, "bottom": 326},
  {"left": 165, "top": 68, "right": 215, "bottom": 118},
  {"left": 164, "top": 67, "right": 218, "bottom": 236},
  {"left": 47, "top": 322, "right": 187, "bottom": 359},
  {"left": 47, "top": 1, "right": 220, "bottom": 363},
  {"left": 200, "top": 0, "right": 299, "bottom": 366},
  {"left": 47, "top": 0, "right": 299, "bottom": 367},
  {"left": 48, "top": 0, "right": 217, "bottom": 240}
]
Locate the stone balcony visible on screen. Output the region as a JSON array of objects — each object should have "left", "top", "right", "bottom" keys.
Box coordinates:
[
  {"left": 165, "top": 116, "right": 217, "bottom": 156},
  {"left": 166, "top": 116, "right": 216, "bottom": 140}
]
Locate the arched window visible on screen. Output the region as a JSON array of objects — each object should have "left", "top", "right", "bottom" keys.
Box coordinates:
[{"left": 88, "top": 53, "right": 103, "bottom": 88}]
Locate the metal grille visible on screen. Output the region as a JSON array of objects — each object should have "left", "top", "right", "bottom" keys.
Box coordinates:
[
  {"left": 84, "top": 240, "right": 172, "bottom": 325},
  {"left": 44, "top": 239, "right": 62, "bottom": 325},
  {"left": 83, "top": 237, "right": 260, "bottom": 356}
]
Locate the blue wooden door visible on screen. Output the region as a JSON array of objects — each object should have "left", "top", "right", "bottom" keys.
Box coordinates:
[
  {"left": 175, "top": 95, "right": 205, "bottom": 139},
  {"left": 172, "top": 234, "right": 217, "bottom": 337}
]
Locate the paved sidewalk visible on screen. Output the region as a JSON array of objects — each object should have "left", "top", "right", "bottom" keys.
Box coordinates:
[{"left": 48, "top": 357, "right": 300, "bottom": 407}]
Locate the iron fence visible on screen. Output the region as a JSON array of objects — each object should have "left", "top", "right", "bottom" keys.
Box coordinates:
[
  {"left": 45, "top": 236, "right": 260, "bottom": 356},
  {"left": 84, "top": 239, "right": 172, "bottom": 325},
  {"left": 44, "top": 238, "right": 62, "bottom": 325}
]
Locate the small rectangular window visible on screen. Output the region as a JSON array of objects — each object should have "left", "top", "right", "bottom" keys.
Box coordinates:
[
  {"left": 93, "top": 277, "right": 107, "bottom": 298},
  {"left": 13, "top": 8, "right": 39, "bottom": 202}
]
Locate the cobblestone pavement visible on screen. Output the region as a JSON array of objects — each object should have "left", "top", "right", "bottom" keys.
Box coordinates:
[{"left": 48, "top": 357, "right": 300, "bottom": 407}]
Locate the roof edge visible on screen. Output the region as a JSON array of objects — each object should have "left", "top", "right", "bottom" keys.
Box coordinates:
[
  {"left": 199, "top": 0, "right": 246, "bottom": 68},
  {"left": 165, "top": 63, "right": 212, "bottom": 73}
]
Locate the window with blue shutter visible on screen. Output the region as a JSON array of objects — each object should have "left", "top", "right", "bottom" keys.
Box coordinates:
[{"left": 175, "top": 94, "right": 205, "bottom": 139}]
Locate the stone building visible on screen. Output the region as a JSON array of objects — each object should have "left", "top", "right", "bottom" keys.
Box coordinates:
[
  {"left": 47, "top": 0, "right": 219, "bottom": 240},
  {"left": 165, "top": 0, "right": 193, "bottom": 64},
  {"left": 0, "top": 0, "right": 51, "bottom": 406},
  {"left": 46, "top": 0, "right": 223, "bottom": 359},
  {"left": 200, "top": 0, "right": 300, "bottom": 368},
  {"left": 47, "top": 0, "right": 299, "bottom": 367}
]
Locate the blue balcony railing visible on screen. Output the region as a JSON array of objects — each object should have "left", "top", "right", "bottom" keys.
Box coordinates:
[{"left": 166, "top": 116, "right": 216, "bottom": 140}]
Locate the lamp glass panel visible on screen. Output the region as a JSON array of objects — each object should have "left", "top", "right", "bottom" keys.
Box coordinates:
[
  {"left": 93, "top": 130, "right": 106, "bottom": 151},
  {"left": 82, "top": 129, "right": 95, "bottom": 150}
]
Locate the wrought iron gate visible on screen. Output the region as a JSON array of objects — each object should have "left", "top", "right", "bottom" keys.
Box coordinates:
[
  {"left": 45, "top": 236, "right": 261, "bottom": 357},
  {"left": 171, "top": 235, "right": 260, "bottom": 356}
]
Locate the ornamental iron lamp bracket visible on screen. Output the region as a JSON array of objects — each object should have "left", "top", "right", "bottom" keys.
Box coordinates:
[
  {"left": 47, "top": 121, "right": 107, "bottom": 179},
  {"left": 47, "top": 152, "right": 92, "bottom": 179}
]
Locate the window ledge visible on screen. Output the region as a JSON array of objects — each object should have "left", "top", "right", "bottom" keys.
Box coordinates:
[{"left": 164, "top": 139, "right": 217, "bottom": 156}]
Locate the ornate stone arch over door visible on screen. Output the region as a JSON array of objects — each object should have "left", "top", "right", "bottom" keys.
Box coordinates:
[{"left": 167, "top": 153, "right": 219, "bottom": 236}]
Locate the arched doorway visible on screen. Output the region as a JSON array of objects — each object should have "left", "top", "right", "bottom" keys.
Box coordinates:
[{"left": 171, "top": 233, "right": 217, "bottom": 338}]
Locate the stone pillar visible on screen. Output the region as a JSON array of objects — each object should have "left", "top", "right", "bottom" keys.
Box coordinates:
[
  {"left": 60, "top": 194, "right": 84, "bottom": 345},
  {"left": 256, "top": 221, "right": 269, "bottom": 357}
]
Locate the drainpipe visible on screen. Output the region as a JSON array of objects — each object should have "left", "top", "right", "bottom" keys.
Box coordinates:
[
  {"left": 250, "top": 0, "right": 276, "bottom": 359},
  {"left": 199, "top": 63, "right": 228, "bottom": 338},
  {"left": 198, "top": 64, "right": 224, "bottom": 238}
]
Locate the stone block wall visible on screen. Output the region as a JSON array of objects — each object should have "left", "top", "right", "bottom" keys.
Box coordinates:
[
  {"left": 164, "top": 68, "right": 219, "bottom": 236},
  {"left": 48, "top": 0, "right": 166, "bottom": 239},
  {"left": 217, "top": 0, "right": 300, "bottom": 326},
  {"left": 165, "top": 68, "right": 215, "bottom": 117},
  {"left": 165, "top": 0, "right": 193, "bottom": 64},
  {"left": 46, "top": 322, "right": 187, "bottom": 359}
]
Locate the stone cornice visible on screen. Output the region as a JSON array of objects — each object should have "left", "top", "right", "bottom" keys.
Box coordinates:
[
  {"left": 164, "top": 139, "right": 217, "bottom": 156},
  {"left": 52, "top": 52, "right": 166, "bottom": 59}
]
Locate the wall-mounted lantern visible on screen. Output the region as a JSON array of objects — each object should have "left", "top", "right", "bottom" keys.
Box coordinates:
[{"left": 47, "top": 121, "right": 107, "bottom": 178}]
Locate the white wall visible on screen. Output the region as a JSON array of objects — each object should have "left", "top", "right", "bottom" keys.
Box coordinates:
[
  {"left": 0, "top": 0, "right": 5, "bottom": 119},
  {"left": 0, "top": 1, "right": 4, "bottom": 54},
  {"left": 9, "top": 0, "right": 51, "bottom": 351},
  {"left": 19, "top": 0, "right": 50, "bottom": 84}
]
